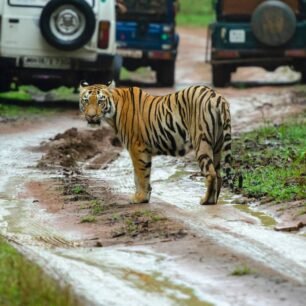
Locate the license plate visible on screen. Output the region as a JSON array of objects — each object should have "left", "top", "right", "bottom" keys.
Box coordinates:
[
  {"left": 117, "top": 49, "right": 143, "bottom": 59},
  {"left": 22, "top": 56, "right": 71, "bottom": 69},
  {"left": 229, "top": 30, "right": 246, "bottom": 43}
]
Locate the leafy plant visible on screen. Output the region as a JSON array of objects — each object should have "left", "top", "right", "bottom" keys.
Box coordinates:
[
  {"left": 80, "top": 215, "right": 96, "bottom": 223},
  {"left": 90, "top": 200, "right": 104, "bottom": 215},
  {"left": 71, "top": 185, "right": 85, "bottom": 195},
  {"left": 231, "top": 265, "right": 254, "bottom": 276}
]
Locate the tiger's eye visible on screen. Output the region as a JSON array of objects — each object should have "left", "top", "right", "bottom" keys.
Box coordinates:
[{"left": 98, "top": 97, "right": 106, "bottom": 105}]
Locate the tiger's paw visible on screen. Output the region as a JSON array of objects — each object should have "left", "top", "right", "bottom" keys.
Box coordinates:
[
  {"left": 200, "top": 195, "right": 217, "bottom": 205},
  {"left": 129, "top": 192, "right": 150, "bottom": 204}
]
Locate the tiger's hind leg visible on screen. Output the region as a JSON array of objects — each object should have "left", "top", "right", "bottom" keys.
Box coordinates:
[
  {"left": 129, "top": 142, "right": 152, "bottom": 204},
  {"left": 213, "top": 150, "right": 222, "bottom": 200},
  {"left": 196, "top": 140, "right": 218, "bottom": 205}
]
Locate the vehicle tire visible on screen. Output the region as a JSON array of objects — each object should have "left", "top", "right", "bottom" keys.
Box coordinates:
[
  {"left": 300, "top": 63, "right": 306, "bottom": 84},
  {"left": 84, "top": 70, "right": 114, "bottom": 85},
  {"left": 251, "top": 0, "right": 296, "bottom": 47},
  {"left": 0, "top": 75, "right": 11, "bottom": 93},
  {"left": 40, "top": 0, "right": 95, "bottom": 51},
  {"left": 212, "top": 64, "right": 231, "bottom": 88},
  {"left": 156, "top": 60, "right": 175, "bottom": 87}
]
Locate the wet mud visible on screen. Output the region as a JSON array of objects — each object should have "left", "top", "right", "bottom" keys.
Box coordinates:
[
  {"left": 1, "top": 26, "right": 306, "bottom": 305},
  {"left": 30, "top": 124, "right": 189, "bottom": 248},
  {"left": 25, "top": 177, "right": 188, "bottom": 248},
  {"left": 37, "top": 125, "right": 121, "bottom": 169}
]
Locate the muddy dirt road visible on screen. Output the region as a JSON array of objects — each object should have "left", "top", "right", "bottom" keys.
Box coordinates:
[{"left": 1, "top": 27, "right": 306, "bottom": 306}]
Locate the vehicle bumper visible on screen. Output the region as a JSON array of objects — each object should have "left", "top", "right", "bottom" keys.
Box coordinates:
[
  {"left": 0, "top": 54, "right": 114, "bottom": 71},
  {"left": 211, "top": 20, "right": 306, "bottom": 50},
  {"left": 211, "top": 48, "right": 306, "bottom": 69},
  {"left": 118, "top": 48, "right": 177, "bottom": 60},
  {"left": 118, "top": 49, "right": 177, "bottom": 71},
  {"left": 0, "top": 55, "right": 115, "bottom": 89}
]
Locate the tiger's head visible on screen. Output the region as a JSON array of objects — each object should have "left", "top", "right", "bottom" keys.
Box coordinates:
[{"left": 79, "top": 81, "right": 115, "bottom": 125}]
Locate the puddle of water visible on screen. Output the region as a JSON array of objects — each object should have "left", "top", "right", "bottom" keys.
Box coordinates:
[
  {"left": 92, "top": 150, "right": 306, "bottom": 284},
  {"left": 21, "top": 245, "right": 216, "bottom": 306},
  {"left": 0, "top": 120, "right": 220, "bottom": 306},
  {"left": 90, "top": 152, "right": 237, "bottom": 210},
  {"left": 74, "top": 248, "right": 213, "bottom": 306},
  {"left": 0, "top": 119, "right": 84, "bottom": 247},
  {"left": 2, "top": 115, "right": 306, "bottom": 305},
  {"left": 120, "top": 270, "right": 212, "bottom": 306},
  {"left": 2, "top": 202, "right": 76, "bottom": 248},
  {"left": 233, "top": 204, "right": 277, "bottom": 227}
]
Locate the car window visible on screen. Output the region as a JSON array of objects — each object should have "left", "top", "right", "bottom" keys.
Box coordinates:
[{"left": 117, "top": 0, "right": 168, "bottom": 22}]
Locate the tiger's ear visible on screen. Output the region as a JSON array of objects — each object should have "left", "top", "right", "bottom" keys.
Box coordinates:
[
  {"left": 106, "top": 80, "right": 115, "bottom": 89},
  {"left": 79, "top": 80, "right": 89, "bottom": 93}
]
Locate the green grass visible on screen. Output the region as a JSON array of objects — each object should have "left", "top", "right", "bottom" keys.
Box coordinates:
[
  {"left": 0, "top": 104, "right": 54, "bottom": 118},
  {"left": 0, "top": 86, "right": 32, "bottom": 100},
  {"left": 123, "top": 210, "right": 165, "bottom": 234},
  {"left": 177, "top": 0, "right": 215, "bottom": 27},
  {"left": 232, "top": 115, "right": 306, "bottom": 202},
  {"left": 0, "top": 85, "right": 77, "bottom": 102},
  {"left": 230, "top": 265, "right": 254, "bottom": 276},
  {"left": 71, "top": 185, "right": 85, "bottom": 195},
  {"left": 0, "top": 237, "right": 78, "bottom": 306},
  {"left": 90, "top": 200, "right": 104, "bottom": 215},
  {"left": 80, "top": 215, "right": 96, "bottom": 223},
  {"left": 111, "top": 209, "right": 166, "bottom": 238}
]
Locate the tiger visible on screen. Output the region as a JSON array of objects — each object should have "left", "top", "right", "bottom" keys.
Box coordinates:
[{"left": 79, "top": 81, "right": 232, "bottom": 205}]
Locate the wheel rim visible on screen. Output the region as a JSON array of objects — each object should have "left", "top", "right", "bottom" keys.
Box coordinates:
[{"left": 49, "top": 4, "right": 86, "bottom": 42}]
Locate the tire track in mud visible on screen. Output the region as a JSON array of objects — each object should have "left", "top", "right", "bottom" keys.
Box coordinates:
[
  {"left": 92, "top": 150, "right": 306, "bottom": 285},
  {"left": 1, "top": 113, "right": 306, "bottom": 306}
]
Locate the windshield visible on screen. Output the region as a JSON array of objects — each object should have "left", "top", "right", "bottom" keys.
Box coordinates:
[{"left": 117, "top": 0, "right": 169, "bottom": 22}]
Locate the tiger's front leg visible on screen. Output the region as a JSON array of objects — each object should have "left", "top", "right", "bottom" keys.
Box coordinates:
[{"left": 129, "top": 142, "right": 152, "bottom": 204}]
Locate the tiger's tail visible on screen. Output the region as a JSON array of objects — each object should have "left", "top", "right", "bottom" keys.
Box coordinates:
[{"left": 221, "top": 99, "right": 233, "bottom": 189}]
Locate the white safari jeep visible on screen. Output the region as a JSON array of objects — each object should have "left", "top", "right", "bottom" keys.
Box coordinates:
[{"left": 0, "top": 0, "right": 116, "bottom": 92}]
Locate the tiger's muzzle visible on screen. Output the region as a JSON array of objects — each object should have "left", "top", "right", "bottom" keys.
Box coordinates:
[{"left": 85, "top": 114, "right": 101, "bottom": 125}]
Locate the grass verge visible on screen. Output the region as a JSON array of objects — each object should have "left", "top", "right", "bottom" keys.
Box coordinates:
[
  {"left": 0, "top": 104, "right": 54, "bottom": 118},
  {"left": 0, "top": 236, "right": 79, "bottom": 306},
  {"left": 232, "top": 113, "right": 306, "bottom": 203},
  {"left": 0, "top": 85, "right": 77, "bottom": 102},
  {"left": 0, "top": 86, "right": 32, "bottom": 101}
]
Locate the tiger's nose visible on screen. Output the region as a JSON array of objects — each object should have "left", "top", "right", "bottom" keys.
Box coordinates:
[
  {"left": 86, "top": 113, "right": 96, "bottom": 119},
  {"left": 86, "top": 114, "right": 98, "bottom": 122}
]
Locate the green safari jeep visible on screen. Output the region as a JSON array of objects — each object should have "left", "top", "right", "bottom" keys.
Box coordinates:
[{"left": 210, "top": 0, "right": 306, "bottom": 87}]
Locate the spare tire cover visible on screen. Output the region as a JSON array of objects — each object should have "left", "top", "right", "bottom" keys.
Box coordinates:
[
  {"left": 251, "top": 0, "right": 296, "bottom": 47},
  {"left": 40, "top": 0, "right": 95, "bottom": 51}
]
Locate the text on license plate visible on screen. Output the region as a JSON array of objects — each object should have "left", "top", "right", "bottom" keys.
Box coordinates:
[
  {"left": 117, "top": 49, "right": 143, "bottom": 58},
  {"left": 23, "top": 56, "right": 71, "bottom": 69},
  {"left": 229, "top": 30, "right": 246, "bottom": 43}
]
